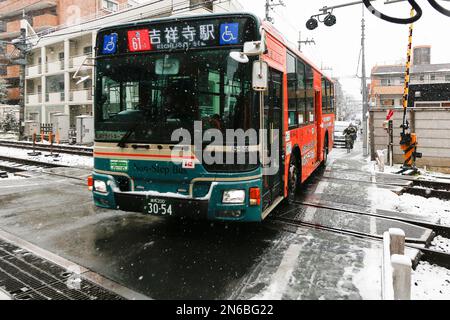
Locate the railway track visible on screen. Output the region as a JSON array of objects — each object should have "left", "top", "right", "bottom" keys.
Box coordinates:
[
  {"left": 293, "top": 200, "right": 450, "bottom": 238},
  {"left": 309, "top": 174, "right": 412, "bottom": 189},
  {"left": 399, "top": 179, "right": 450, "bottom": 200},
  {"left": 0, "top": 140, "right": 93, "bottom": 157},
  {"left": 269, "top": 201, "right": 450, "bottom": 270},
  {"left": 0, "top": 155, "right": 66, "bottom": 174}
]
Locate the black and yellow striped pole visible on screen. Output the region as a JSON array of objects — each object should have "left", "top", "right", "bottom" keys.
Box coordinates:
[{"left": 400, "top": 8, "right": 421, "bottom": 172}]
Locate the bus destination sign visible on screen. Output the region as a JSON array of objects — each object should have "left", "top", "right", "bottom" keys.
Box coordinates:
[{"left": 99, "top": 17, "right": 257, "bottom": 55}]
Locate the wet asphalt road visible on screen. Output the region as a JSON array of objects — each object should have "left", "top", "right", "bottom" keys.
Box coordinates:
[{"left": 0, "top": 142, "right": 424, "bottom": 299}]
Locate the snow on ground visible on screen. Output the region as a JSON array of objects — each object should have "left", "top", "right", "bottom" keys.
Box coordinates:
[
  {"left": 0, "top": 146, "right": 93, "bottom": 169},
  {"left": 0, "top": 173, "right": 25, "bottom": 181},
  {"left": 371, "top": 161, "right": 450, "bottom": 182},
  {"left": 0, "top": 133, "right": 18, "bottom": 140},
  {"left": 351, "top": 246, "right": 382, "bottom": 300},
  {"left": 412, "top": 262, "right": 450, "bottom": 300},
  {"left": 430, "top": 236, "right": 450, "bottom": 254},
  {"left": 0, "top": 289, "right": 11, "bottom": 300},
  {"left": 369, "top": 186, "right": 450, "bottom": 226}
]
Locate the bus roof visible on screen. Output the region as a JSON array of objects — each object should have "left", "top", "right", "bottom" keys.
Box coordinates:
[
  {"left": 260, "top": 20, "right": 334, "bottom": 83},
  {"left": 96, "top": 11, "right": 334, "bottom": 83},
  {"left": 97, "top": 12, "right": 261, "bottom": 35}
]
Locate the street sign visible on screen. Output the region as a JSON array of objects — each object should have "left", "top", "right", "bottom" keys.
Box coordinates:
[{"left": 386, "top": 109, "right": 394, "bottom": 121}]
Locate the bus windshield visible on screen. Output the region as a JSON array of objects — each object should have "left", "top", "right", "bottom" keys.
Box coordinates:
[{"left": 95, "top": 49, "right": 259, "bottom": 145}]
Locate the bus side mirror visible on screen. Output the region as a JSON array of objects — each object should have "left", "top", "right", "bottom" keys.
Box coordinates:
[{"left": 252, "top": 61, "right": 268, "bottom": 92}]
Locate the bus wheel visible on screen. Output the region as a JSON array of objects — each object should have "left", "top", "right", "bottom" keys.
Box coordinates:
[
  {"left": 285, "top": 155, "right": 299, "bottom": 205},
  {"left": 321, "top": 136, "right": 329, "bottom": 168}
]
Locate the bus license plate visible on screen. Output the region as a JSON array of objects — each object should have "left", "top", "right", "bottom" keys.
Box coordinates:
[{"left": 146, "top": 199, "right": 174, "bottom": 216}]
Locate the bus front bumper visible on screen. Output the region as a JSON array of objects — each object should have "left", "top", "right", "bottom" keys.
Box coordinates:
[{"left": 92, "top": 174, "right": 263, "bottom": 222}]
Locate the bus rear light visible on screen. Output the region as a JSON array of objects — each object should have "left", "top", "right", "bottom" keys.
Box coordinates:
[
  {"left": 249, "top": 187, "right": 261, "bottom": 206},
  {"left": 87, "top": 176, "right": 93, "bottom": 191}
]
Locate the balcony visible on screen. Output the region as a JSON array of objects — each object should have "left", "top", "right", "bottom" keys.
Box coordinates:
[
  {"left": 26, "top": 94, "right": 42, "bottom": 105},
  {"left": 46, "top": 60, "right": 64, "bottom": 74},
  {"left": 46, "top": 92, "right": 64, "bottom": 103},
  {"left": 70, "top": 54, "right": 91, "bottom": 69},
  {"left": 33, "top": 13, "right": 58, "bottom": 29},
  {"left": 0, "top": 1, "right": 57, "bottom": 20},
  {"left": 26, "top": 64, "right": 42, "bottom": 78},
  {"left": 70, "top": 89, "right": 93, "bottom": 103}
]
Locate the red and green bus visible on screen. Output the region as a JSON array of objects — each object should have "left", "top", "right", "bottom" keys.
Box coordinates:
[{"left": 91, "top": 13, "right": 335, "bottom": 222}]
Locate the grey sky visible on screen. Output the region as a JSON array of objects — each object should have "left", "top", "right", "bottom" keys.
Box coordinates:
[{"left": 239, "top": 0, "right": 450, "bottom": 98}]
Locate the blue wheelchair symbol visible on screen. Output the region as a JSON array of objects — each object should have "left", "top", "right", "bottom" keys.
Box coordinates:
[
  {"left": 220, "top": 23, "right": 239, "bottom": 45},
  {"left": 102, "top": 33, "right": 118, "bottom": 54}
]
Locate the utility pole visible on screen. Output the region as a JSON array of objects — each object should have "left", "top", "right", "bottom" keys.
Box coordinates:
[
  {"left": 361, "top": 6, "right": 369, "bottom": 157},
  {"left": 10, "top": 18, "right": 35, "bottom": 141},
  {"left": 298, "top": 31, "right": 315, "bottom": 52},
  {"left": 265, "top": 0, "right": 285, "bottom": 23},
  {"left": 18, "top": 28, "right": 27, "bottom": 140}
]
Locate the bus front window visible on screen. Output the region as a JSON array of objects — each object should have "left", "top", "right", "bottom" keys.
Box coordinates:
[{"left": 95, "top": 50, "right": 259, "bottom": 146}]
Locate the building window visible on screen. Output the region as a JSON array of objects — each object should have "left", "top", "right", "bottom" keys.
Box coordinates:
[
  {"left": 419, "top": 75, "right": 424, "bottom": 82},
  {"left": 0, "top": 65, "right": 6, "bottom": 76},
  {"left": 28, "top": 113, "right": 39, "bottom": 121},
  {"left": 83, "top": 46, "right": 92, "bottom": 55},
  {"left": 381, "top": 99, "right": 395, "bottom": 107},
  {"left": 445, "top": 75, "right": 450, "bottom": 82},
  {"left": 190, "top": 0, "right": 213, "bottom": 11},
  {"left": 430, "top": 74, "right": 436, "bottom": 81},
  {"left": 102, "top": 0, "right": 119, "bottom": 12},
  {"left": 58, "top": 52, "right": 64, "bottom": 61},
  {"left": 0, "top": 20, "right": 5, "bottom": 33}
]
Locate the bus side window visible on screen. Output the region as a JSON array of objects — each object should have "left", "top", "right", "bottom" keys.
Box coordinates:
[
  {"left": 296, "top": 59, "right": 306, "bottom": 126},
  {"left": 287, "top": 53, "right": 298, "bottom": 129},
  {"left": 322, "top": 77, "right": 328, "bottom": 114},
  {"left": 305, "top": 64, "right": 314, "bottom": 123},
  {"left": 330, "top": 82, "right": 335, "bottom": 114}
]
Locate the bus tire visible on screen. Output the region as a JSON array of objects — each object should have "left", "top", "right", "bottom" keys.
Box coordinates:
[
  {"left": 285, "top": 154, "right": 300, "bottom": 205},
  {"left": 321, "top": 134, "right": 329, "bottom": 168}
]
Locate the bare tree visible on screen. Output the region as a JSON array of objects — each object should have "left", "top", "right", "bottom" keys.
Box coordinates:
[{"left": 0, "top": 77, "right": 8, "bottom": 105}]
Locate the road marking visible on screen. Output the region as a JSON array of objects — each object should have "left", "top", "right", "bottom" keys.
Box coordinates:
[
  {"left": 315, "top": 182, "right": 329, "bottom": 194},
  {"left": 256, "top": 243, "right": 304, "bottom": 300}
]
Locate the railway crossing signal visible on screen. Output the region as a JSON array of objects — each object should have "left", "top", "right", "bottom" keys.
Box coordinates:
[{"left": 398, "top": 8, "right": 422, "bottom": 175}]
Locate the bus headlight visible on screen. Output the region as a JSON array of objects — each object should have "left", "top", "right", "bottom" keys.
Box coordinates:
[
  {"left": 222, "top": 190, "right": 246, "bottom": 204},
  {"left": 94, "top": 180, "right": 108, "bottom": 194}
]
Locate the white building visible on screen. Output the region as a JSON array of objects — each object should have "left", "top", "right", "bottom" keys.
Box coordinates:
[{"left": 24, "top": 0, "right": 244, "bottom": 139}]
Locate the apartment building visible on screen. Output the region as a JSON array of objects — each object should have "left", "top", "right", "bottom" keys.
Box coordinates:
[
  {"left": 0, "top": 0, "right": 133, "bottom": 106},
  {"left": 22, "top": 0, "right": 243, "bottom": 138},
  {"left": 369, "top": 46, "right": 450, "bottom": 171},
  {"left": 369, "top": 46, "right": 450, "bottom": 110}
]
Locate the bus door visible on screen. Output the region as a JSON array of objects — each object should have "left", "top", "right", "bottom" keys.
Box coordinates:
[
  {"left": 315, "top": 89, "right": 322, "bottom": 164},
  {"left": 263, "top": 69, "right": 284, "bottom": 210}
]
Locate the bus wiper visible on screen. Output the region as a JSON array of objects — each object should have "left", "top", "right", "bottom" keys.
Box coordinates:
[{"left": 117, "top": 124, "right": 138, "bottom": 148}]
